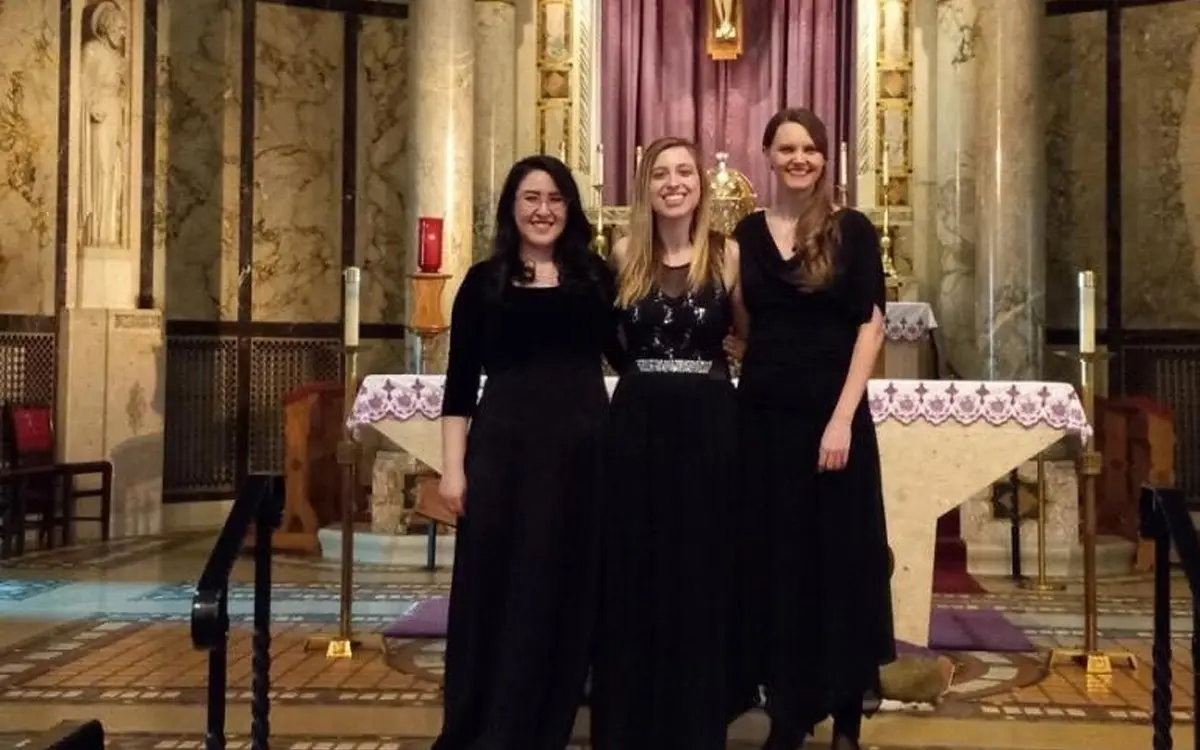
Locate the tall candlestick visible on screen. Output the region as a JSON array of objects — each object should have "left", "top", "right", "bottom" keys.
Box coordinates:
[
  {"left": 839, "top": 141, "right": 848, "bottom": 188},
  {"left": 343, "top": 266, "right": 361, "bottom": 348},
  {"left": 1078, "top": 270, "right": 1096, "bottom": 354},
  {"left": 882, "top": 145, "right": 890, "bottom": 186}
]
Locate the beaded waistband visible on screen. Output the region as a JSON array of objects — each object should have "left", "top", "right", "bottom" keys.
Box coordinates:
[{"left": 634, "top": 358, "right": 713, "bottom": 375}]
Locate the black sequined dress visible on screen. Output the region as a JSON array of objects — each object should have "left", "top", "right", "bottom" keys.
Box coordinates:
[{"left": 590, "top": 260, "right": 741, "bottom": 750}]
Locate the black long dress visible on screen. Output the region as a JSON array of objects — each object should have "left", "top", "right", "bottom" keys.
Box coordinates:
[
  {"left": 432, "top": 256, "right": 618, "bottom": 750},
  {"left": 733, "top": 209, "right": 896, "bottom": 738},
  {"left": 590, "top": 259, "right": 739, "bottom": 750}
]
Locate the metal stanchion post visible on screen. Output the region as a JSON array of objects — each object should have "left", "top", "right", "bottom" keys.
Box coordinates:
[{"left": 1020, "top": 453, "right": 1066, "bottom": 593}]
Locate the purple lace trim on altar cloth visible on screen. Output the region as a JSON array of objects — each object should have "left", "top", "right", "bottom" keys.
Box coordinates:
[{"left": 347, "top": 375, "right": 1091, "bottom": 440}]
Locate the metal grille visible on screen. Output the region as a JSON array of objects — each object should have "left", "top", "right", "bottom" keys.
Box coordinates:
[
  {"left": 164, "top": 336, "right": 238, "bottom": 496},
  {"left": 248, "top": 338, "right": 341, "bottom": 474},
  {"left": 1123, "top": 344, "right": 1200, "bottom": 504},
  {"left": 0, "top": 332, "right": 57, "bottom": 468}
]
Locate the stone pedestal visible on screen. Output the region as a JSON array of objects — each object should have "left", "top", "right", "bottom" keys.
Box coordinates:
[
  {"left": 77, "top": 247, "right": 135, "bottom": 309},
  {"left": 961, "top": 457, "right": 1135, "bottom": 578},
  {"left": 56, "top": 308, "right": 165, "bottom": 538}
]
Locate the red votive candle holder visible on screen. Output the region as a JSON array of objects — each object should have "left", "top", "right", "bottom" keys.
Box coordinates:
[{"left": 417, "top": 217, "right": 444, "bottom": 274}]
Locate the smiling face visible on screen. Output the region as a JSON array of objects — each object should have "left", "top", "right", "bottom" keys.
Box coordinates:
[
  {"left": 766, "top": 121, "right": 826, "bottom": 194},
  {"left": 646, "top": 145, "right": 702, "bottom": 220},
  {"left": 513, "top": 169, "right": 567, "bottom": 250}
]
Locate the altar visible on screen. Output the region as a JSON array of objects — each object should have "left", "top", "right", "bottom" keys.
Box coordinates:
[{"left": 344, "top": 374, "right": 1089, "bottom": 648}]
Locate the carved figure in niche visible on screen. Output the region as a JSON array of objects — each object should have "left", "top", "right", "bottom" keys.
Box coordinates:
[
  {"left": 80, "top": 0, "right": 128, "bottom": 248},
  {"left": 713, "top": 0, "right": 738, "bottom": 41}
]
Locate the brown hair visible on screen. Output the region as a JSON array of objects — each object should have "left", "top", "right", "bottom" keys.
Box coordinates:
[
  {"left": 616, "top": 136, "right": 721, "bottom": 307},
  {"left": 761, "top": 107, "right": 841, "bottom": 290}
]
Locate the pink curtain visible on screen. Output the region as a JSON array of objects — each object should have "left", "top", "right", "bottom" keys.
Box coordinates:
[{"left": 600, "top": 0, "right": 844, "bottom": 205}]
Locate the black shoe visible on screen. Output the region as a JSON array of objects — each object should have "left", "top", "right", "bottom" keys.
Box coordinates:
[
  {"left": 830, "top": 733, "right": 861, "bottom": 750},
  {"left": 761, "top": 726, "right": 806, "bottom": 750}
]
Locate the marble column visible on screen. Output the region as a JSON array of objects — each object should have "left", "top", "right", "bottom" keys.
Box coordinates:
[
  {"left": 473, "top": 0, "right": 517, "bottom": 262},
  {"left": 973, "top": 0, "right": 1045, "bottom": 380},
  {"left": 408, "top": 0, "right": 475, "bottom": 348},
  {"left": 933, "top": 0, "right": 981, "bottom": 378}
]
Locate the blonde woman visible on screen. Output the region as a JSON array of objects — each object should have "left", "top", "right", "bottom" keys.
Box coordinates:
[{"left": 590, "top": 136, "right": 750, "bottom": 750}]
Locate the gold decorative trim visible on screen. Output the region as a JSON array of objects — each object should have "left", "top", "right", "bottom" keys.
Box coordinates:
[
  {"left": 876, "top": 0, "right": 913, "bottom": 208},
  {"left": 535, "top": 0, "right": 573, "bottom": 161},
  {"left": 476, "top": 0, "right": 517, "bottom": 4}
]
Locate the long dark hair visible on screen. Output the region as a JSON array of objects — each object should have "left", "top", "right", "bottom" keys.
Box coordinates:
[
  {"left": 762, "top": 107, "right": 840, "bottom": 290},
  {"left": 489, "top": 155, "right": 598, "bottom": 297}
]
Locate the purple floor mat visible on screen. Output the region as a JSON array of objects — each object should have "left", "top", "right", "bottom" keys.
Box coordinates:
[{"left": 382, "top": 596, "right": 1034, "bottom": 653}]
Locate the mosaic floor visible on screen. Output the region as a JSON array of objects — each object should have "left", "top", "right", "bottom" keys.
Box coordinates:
[{"left": 0, "top": 534, "right": 1194, "bottom": 749}]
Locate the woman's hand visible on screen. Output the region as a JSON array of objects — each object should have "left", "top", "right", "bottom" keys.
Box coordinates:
[
  {"left": 818, "top": 418, "right": 851, "bottom": 472},
  {"left": 439, "top": 469, "right": 467, "bottom": 516},
  {"left": 723, "top": 334, "right": 746, "bottom": 361}
]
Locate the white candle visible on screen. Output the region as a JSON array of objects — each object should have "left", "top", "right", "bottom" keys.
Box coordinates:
[
  {"left": 881, "top": 146, "right": 890, "bottom": 186},
  {"left": 596, "top": 143, "right": 605, "bottom": 182},
  {"left": 1078, "top": 270, "right": 1095, "bottom": 354},
  {"left": 344, "top": 266, "right": 361, "bottom": 348},
  {"left": 838, "top": 142, "right": 848, "bottom": 188}
]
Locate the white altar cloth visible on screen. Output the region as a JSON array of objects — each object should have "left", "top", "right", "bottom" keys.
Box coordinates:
[{"left": 348, "top": 375, "right": 1089, "bottom": 647}]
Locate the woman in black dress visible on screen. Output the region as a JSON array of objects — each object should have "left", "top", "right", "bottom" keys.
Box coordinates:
[
  {"left": 433, "top": 155, "right": 620, "bottom": 750},
  {"left": 590, "top": 136, "right": 748, "bottom": 750},
  {"left": 733, "top": 109, "right": 896, "bottom": 750}
]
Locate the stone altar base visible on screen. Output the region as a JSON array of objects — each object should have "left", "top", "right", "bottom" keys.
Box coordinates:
[
  {"left": 318, "top": 525, "right": 456, "bottom": 566},
  {"left": 56, "top": 308, "right": 165, "bottom": 538},
  {"left": 961, "top": 457, "right": 1135, "bottom": 578}
]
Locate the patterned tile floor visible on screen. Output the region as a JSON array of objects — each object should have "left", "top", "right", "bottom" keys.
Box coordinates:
[{"left": 0, "top": 534, "right": 1194, "bottom": 749}]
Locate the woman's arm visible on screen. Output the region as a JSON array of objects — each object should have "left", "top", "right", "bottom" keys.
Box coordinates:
[
  {"left": 602, "top": 237, "right": 631, "bottom": 372},
  {"left": 440, "top": 266, "right": 487, "bottom": 513},
  {"left": 724, "top": 238, "right": 750, "bottom": 342},
  {"left": 831, "top": 213, "right": 886, "bottom": 424},
  {"left": 831, "top": 307, "right": 884, "bottom": 424}
]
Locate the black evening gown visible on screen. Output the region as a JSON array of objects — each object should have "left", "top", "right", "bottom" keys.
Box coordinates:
[
  {"left": 733, "top": 209, "right": 896, "bottom": 737},
  {"left": 590, "top": 258, "right": 741, "bottom": 750},
  {"left": 432, "top": 256, "right": 618, "bottom": 750}
]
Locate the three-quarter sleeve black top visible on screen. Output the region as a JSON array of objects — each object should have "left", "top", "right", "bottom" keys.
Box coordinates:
[{"left": 441, "top": 255, "right": 623, "bottom": 418}]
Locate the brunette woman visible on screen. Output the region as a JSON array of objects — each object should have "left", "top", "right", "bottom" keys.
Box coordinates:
[
  {"left": 433, "top": 155, "right": 620, "bottom": 750},
  {"left": 733, "top": 109, "right": 896, "bottom": 750},
  {"left": 590, "top": 136, "right": 749, "bottom": 750}
]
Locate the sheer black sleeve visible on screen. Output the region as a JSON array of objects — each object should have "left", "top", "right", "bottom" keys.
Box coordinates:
[
  {"left": 442, "top": 263, "right": 488, "bottom": 418},
  {"left": 840, "top": 209, "right": 887, "bottom": 325},
  {"left": 596, "top": 254, "right": 630, "bottom": 373}
]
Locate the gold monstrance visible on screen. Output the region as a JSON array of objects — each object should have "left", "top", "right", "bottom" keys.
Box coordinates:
[{"left": 707, "top": 152, "right": 757, "bottom": 236}]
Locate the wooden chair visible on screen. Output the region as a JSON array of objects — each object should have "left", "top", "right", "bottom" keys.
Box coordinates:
[{"left": 4, "top": 403, "right": 113, "bottom": 546}]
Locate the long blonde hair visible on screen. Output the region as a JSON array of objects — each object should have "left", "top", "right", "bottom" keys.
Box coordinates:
[
  {"left": 616, "top": 137, "right": 722, "bottom": 307},
  {"left": 761, "top": 108, "right": 841, "bottom": 290}
]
